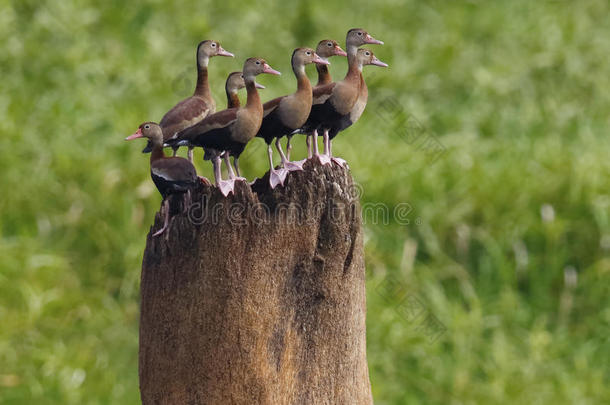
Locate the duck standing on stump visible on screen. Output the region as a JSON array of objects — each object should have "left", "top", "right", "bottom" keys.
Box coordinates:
[
  {"left": 166, "top": 58, "right": 281, "bottom": 196},
  {"left": 327, "top": 48, "right": 388, "bottom": 166},
  {"left": 142, "top": 40, "right": 234, "bottom": 162},
  {"left": 299, "top": 28, "right": 383, "bottom": 165},
  {"left": 223, "top": 72, "right": 265, "bottom": 177},
  {"left": 126, "top": 122, "right": 199, "bottom": 237},
  {"left": 288, "top": 39, "right": 346, "bottom": 159},
  {"left": 255, "top": 48, "right": 330, "bottom": 188}
]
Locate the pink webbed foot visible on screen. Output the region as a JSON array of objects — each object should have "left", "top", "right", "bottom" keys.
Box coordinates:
[
  {"left": 315, "top": 154, "right": 332, "bottom": 166},
  {"left": 294, "top": 159, "right": 308, "bottom": 170},
  {"left": 331, "top": 157, "right": 348, "bottom": 167},
  {"left": 283, "top": 160, "right": 305, "bottom": 172},
  {"left": 269, "top": 168, "right": 289, "bottom": 189},
  {"left": 217, "top": 179, "right": 235, "bottom": 197},
  {"left": 232, "top": 178, "right": 247, "bottom": 191}
]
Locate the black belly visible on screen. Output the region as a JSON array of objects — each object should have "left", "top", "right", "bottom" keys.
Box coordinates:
[
  {"left": 328, "top": 113, "right": 353, "bottom": 140},
  {"left": 228, "top": 142, "right": 246, "bottom": 158},
  {"left": 298, "top": 103, "right": 328, "bottom": 134},
  {"left": 256, "top": 111, "right": 293, "bottom": 144},
  {"left": 189, "top": 126, "right": 247, "bottom": 159},
  {"left": 151, "top": 174, "right": 196, "bottom": 199},
  {"left": 211, "top": 141, "right": 246, "bottom": 159},
  {"left": 189, "top": 126, "right": 232, "bottom": 150},
  {"left": 307, "top": 99, "right": 355, "bottom": 140}
]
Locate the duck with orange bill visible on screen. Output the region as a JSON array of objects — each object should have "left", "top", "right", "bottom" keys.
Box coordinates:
[
  {"left": 325, "top": 48, "right": 388, "bottom": 166},
  {"left": 288, "top": 39, "right": 347, "bottom": 159},
  {"left": 223, "top": 71, "right": 264, "bottom": 178},
  {"left": 255, "top": 47, "right": 330, "bottom": 188},
  {"left": 142, "top": 40, "right": 234, "bottom": 161},
  {"left": 295, "top": 28, "right": 383, "bottom": 165},
  {"left": 166, "top": 57, "right": 281, "bottom": 196},
  {"left": 126, "top": 122, "right": 200, "bottom": 237}
]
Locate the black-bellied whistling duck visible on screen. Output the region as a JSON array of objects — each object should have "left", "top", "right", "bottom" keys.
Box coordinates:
[
  {"left": 255, "top": 48, "right": 329, "bottom": 188},
  {"left": 126, "top": 122, "right": 199, "bottom": 237},
  {"left": 302, "top": 28, "right": 383, "bottom": 165},
  {"left": 223, "top": 72, "right": 265, "bottom": 176},
  {"left": 291, "top": 39, "right": 346, "bottom": 159},
  {"left": 142, "top": 40, "right": 234, "bottom": 161},
  {"left": 166, "top": 58, "right": 281, "bottom": 196},
  {"left": 326, "top": 48, "right": 388, "bottom": 166}
]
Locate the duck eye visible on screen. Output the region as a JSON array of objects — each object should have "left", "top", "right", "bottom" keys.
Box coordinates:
[
  {"left": 358, "top": 32, "right": 362, "bottom": 36},
  {"left": 211, "top": 43, "right": 216, "bottom": 47},
  {"left": 306, "top": 51, "right": 311, "bottom": 55},
  {"left": 144, "top": 125, "right": 150, "bottom": 129},
  {"left": 256, "top": 61, "right": 261, "bottom": 65},
  {"left": 240, "top": 75, "right": 244, "bottom": 78},
  {"left": 327, "top": 43, "right": 332, "bottom": 47},
  {"left": 366, "top": 52, "right": 370, "bottom": 56}
]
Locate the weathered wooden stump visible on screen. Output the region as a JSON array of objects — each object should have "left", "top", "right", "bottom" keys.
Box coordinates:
[{"left": 139, "top": 160, "right": 372, "bottom": 404}]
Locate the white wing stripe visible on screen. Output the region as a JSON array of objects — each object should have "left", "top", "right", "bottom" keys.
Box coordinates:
[{"left": 151, "top": 167, "right": 176, "bottom": 181}]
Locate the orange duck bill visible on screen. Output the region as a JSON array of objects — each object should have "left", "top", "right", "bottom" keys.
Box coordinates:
[
  {"left": 262, "top": 63, "right": 281, "bottom": 75},
  {"left": 125, "top": 128, "right": 143, "bottom": 140}
]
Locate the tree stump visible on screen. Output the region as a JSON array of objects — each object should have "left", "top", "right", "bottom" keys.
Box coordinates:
[{"left": 139, "top": 160, "right": 373, "bottom": 405}]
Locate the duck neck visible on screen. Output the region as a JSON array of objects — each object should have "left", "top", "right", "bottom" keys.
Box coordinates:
[
  {"left": 150, "top": 140, "right": 165, "bottom": 163},
  {"left": 316, "top": 63, "right": 332, "bottom": 86},
  {"left": 194, "top": 56, "right": 210, "bottom": 98},
  {"left": 226, "top": 89, "right": 240, "bottom": 109},
  {"left": 347, "top": 43, "right": 359, "bottom": 63},
  {"left": 359, "top": 71, "right": 368, "bottom": 96},
  {"left": 345, "top": 51, "right": 362, "bottom": 80},
  {"left": 244, "top": 78, "right": 261, "bottom": 112},
  {"left": 294, "top": 64, "right": 312, "bottom": 95}
]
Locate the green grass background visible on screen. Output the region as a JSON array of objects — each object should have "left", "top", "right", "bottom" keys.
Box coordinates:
[{"left": 1, "top": 0, "right": 609, "bottom": 403}]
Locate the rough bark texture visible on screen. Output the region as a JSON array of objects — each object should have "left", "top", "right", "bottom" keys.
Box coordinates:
[{"left": 139, "top": 160, "right": 372, "bottom": 405}]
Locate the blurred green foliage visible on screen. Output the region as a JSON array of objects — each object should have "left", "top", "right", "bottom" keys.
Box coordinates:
[{"left": 1, "top": 0, "right": 609, "bottom": 404}]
